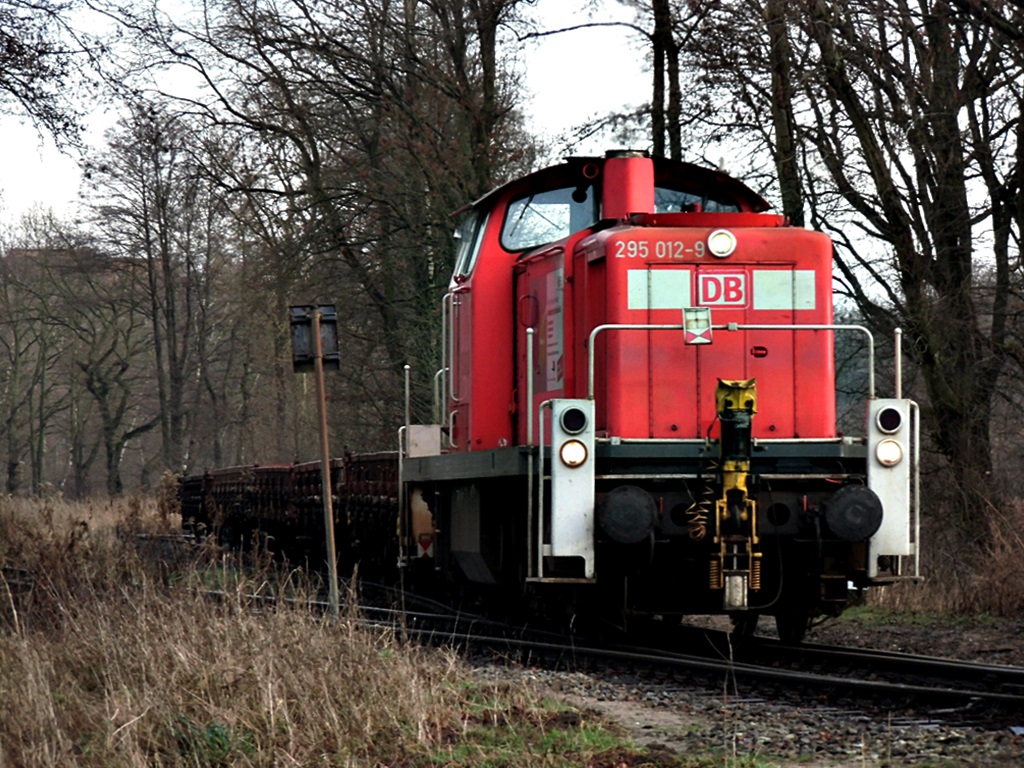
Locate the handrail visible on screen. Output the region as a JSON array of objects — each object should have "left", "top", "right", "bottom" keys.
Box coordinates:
[
  {"left": 912, "top": 400, "right": 921, "bottom": 578},
  {"left": 397, "top": 425, "right": 406, "bottom": 567},
  {"left": 526, "top": 327, "right": 535, "bottom": 579},
  {"left": 448, "top": 288, "right": 468, "bottom": 403},
  {"left": 526, "top": 328, "right": 535, "bottom": 446},
  {"left": 432, "top": 367, "right": 447, "bottom": 425},
  {"left": 536, "top": 399, "right": 553, "bottom": 579},
  {"left": 404, "top": 364, "right": 411, "bottom": 440},
  {"left": 440, "top": 292, "right": 450, "bottom": 416},
  {"left": 587, "top": 322, "right": 876, "bottom": 400},
  {"left": 398, "top": 365, "right": 411, "bottom": 568},
  {"left": 447, "top": 411, "right": 457, "bottom": 449},
  {"left": 895, "top": 327, "right": 903, "bottom": 399}
]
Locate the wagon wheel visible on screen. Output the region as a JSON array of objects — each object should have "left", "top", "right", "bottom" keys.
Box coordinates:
[
  {"left": 774, "top": 603, "right": 811, "bottom": 644},
  {"left": 729, "top": 612, "right": 760, "bottom": 639},
  {"left": 217, "top": 514, "right": 240, "bottom": 549}
]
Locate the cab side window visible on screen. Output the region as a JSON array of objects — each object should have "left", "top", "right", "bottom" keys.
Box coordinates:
[{"left": 452, "top": 211, "right": 489, "bottom": 279}]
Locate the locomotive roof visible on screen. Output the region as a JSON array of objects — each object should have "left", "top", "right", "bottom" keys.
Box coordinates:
[{"left": 464, "top": 151, "right": 771, "bottom": 215}]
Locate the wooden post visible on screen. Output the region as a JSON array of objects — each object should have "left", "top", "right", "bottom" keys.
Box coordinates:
[{"left": 312, "top": 309, "right": 340, "bottom": 621}]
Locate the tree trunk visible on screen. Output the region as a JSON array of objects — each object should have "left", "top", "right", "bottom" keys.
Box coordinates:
[{"left": 765, "top": 0, "right": 804, "bottom": 226}]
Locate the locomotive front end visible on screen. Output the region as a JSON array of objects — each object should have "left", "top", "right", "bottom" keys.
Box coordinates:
[{"left": 507, "top": 152, "right": 918, "bottom": 640}]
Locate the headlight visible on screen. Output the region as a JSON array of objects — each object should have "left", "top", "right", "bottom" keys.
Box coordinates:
[
  {"left": 707, "top": 229, "right": 737, "bottom": 258},
  {"left": 875, "top": 439, "right": 903, "bottom": 467},
  {"left": 559, "top": 439, "right": 588, "bottom": 468}
]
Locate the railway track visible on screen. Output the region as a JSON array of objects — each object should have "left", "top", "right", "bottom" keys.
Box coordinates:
[
  {"left": 469, "top": 630, "right": 1024, "bottom": 717},
  {"left": 744, "top": 635, "right": 1024, "bottom": 700},
  {"left": 622, "top": 622, "right": 1024, "bottom": 708},
  {"left": 56, "top": 535, "right": 1024, "bottom": 722},
  {"left": 263, "top": 585, "right": 1024, "bottom": 722}
]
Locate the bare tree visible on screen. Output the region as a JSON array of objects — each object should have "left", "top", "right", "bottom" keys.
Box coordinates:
[
  {"left": 0, "top": 236, "right": 157, "bottom": 496},
  {"left": 625, "top": 1, "right": 1022, "bottom": 531},
  {"left": 0, "top": 212, "right": 84, "bottom": 494},
  {"left": 1, "top": 0, "right": 86, "bottom": 141},
  {"left": 87, "top": 101, "right": 228, "bottom": 473},
  {"left": 46, "top": 248, "right": 158, "bottom": 495},
  {"left": 796, "top": 1, "right": 1020, "bottom": 519},
  {"left": 105, "top": 0, "right": 536, "bottom": 436},
  {"left": 0, "top": 255, "right": 49, "bottom": 493}
]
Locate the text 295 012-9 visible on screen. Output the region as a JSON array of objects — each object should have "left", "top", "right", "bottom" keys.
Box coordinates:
[{"left": 614, "top": 240, "right": 706, "bottom": 259}]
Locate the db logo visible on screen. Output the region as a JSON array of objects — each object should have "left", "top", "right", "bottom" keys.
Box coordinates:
[{"left": 698, "top": 273, "right": 747, "bottom": 306}]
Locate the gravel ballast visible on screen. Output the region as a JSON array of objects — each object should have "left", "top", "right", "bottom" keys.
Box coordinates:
[{"left": 472, "top": 613, "right": 1024, "bottom": 766}]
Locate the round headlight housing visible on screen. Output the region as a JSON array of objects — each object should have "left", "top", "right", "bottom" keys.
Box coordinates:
[
  {"left": 559, "top": 439, "right": 588, "bottom": 468},
  {"left": 875, "top": 439, "right": 903, "bottom": 467},
  {"left": 707, "top": 229, "right": 737, "bottom": 258},
  {"left": 560, "top": 406, "right": 588, "bottom": 435},
  {"left": 876, "top": 406, "right": 903, "bottom": 434}
]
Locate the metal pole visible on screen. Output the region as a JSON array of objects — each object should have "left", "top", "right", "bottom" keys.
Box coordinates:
[
  {"left": 313, "top": 309, "right": 340, "bottom": 621},
  {"left": 398, "top": 365, "right": 411, "bottom": 569},
  {"left": 894, "top": 328, "right": 903, "bottom": 399}
]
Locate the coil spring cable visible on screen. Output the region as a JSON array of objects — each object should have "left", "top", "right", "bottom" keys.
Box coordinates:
[{"left": 685, "top": 459, "right": 718, "bottom": 541}]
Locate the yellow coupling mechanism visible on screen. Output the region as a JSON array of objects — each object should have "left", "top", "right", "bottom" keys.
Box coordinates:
[{"left": 711, "top": 379, "right": 760, "bottom": 608}]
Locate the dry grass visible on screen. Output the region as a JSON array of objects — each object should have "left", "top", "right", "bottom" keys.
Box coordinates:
[
  {"left": 18, "top": 491, "right": 1016, "bottom": 765},
  {"left": 870, "top": 497, "right": 1024, "bottom": 617},
  {"left": 957, "top": 497, "right": 1024, "bottom": 615},
  {"left": 0, "top": 496, "right": 655, "bottom": 768}
]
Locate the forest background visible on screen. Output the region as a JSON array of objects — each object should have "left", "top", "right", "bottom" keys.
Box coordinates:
[{"left": 0, "top": 0, "right": 1021, "bottom": 597}]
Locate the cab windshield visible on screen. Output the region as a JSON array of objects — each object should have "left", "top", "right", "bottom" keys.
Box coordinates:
[
  {"left": 501, "top": 185, "right": 597, "bottom": 252},
  {"left": 499, "top": 179, "right": 742, "bottom": 253}
]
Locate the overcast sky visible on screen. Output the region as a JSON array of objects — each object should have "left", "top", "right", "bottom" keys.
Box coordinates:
[{"left": 0, "top": 0, "right": 647, "bottom": 228}]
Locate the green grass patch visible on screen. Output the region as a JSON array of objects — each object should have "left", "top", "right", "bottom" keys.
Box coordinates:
[{"left": 839, "top": 603, "right": 999, "bottom": 628}]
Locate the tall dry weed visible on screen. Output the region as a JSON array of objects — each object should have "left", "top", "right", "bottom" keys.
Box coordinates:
[
  {"left": 968, "top": 499, "right": 1024, "bottom": 615},
  {"left": 0, "top": 495, "right": 174, "bottom": 632},
  {"left": 0, "top": 497, "right": 552, "bottom": 767},
  {"left": 871, "top": 497, "right": 1024, "bottom": 616}
]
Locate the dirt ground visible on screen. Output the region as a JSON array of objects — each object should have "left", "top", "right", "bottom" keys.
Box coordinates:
[{"left": 551, "top": 612, "right": 1024, "bottom": 767}]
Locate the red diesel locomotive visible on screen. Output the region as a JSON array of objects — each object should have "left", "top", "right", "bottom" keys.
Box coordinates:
[{"left": 182, "top": 150, "right": 919, "bottom": 642}]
